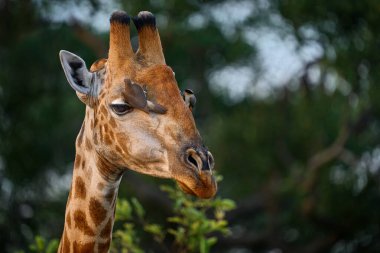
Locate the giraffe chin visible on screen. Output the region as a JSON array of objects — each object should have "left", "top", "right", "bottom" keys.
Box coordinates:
[{"left": 176, "top": 172, "right": 217, "bottom": 199}]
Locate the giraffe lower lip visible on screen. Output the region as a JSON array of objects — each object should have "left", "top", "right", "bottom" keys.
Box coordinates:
[
  {"left": 177, "top": 181, "right": 196, "bottom": 196},
  {"left": 176, "top": 172, "right": 217, "bottom": 199}
]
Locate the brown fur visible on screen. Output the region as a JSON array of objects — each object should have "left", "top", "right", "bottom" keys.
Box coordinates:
[
  {"left": 100, "top": 218, "right": 113, "bottom": 238},
  {"left": 73, "top": 210, "right": 95, "bottom": 236},
  {"left": 97, "top": 182, "right": 104, "bottom": 190},
  {"left": 85, "top": 137, "right": 91, "bottom": 150},
  {"left": 109, "top": 117, "right": 116, "bottom": 128},
  {"left": 104, "top": 134, "right": 112, "bottom": 145},
  {"left": 93, "top": 132, "right": 99, "bottom": 145},
  {"left": 77, "top": 121, "right": 85, "bottom": 147},
  {"left": 74, "top": 154, "right": 82, "bottom": 169},
  {"left": 90, "top": 58, "right": 107, "bottom": 72},
  {"left": 66, "top": 190, "right": 73, "bottom": 211},
  {"left": 66, "top": 211, "right": 72, "bottom": 229},
  {"left": 74, "top": 177, "right": 86, "bottom": 199},
  {"left": 98, "top": 240, "right": 111, "bottom": 253},
  {"left": 89, "top": 197, "right": 107, "bottom": 226},
  {"left": 104, "top": 189, "right": 116, "bottom": 204},
  {"left": 72, "top": 241, "right": 95, "bottom": 253},
  {"left": 59, "top": 230, "right": 70, "bottom": 252},
  {"left": 136, "top": 29, "right": 164, "bottom": 64},
  {"left": 81, "top": 159, "right": 86, "bottom": 169}
]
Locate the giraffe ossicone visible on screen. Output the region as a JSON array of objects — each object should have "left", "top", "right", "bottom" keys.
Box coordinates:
[{"left": 58, "top": 10, "right": 217, "bottom": 252}]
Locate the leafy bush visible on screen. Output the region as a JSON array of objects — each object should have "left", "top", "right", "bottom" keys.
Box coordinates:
[{"left": 111, "top": 182, "right": 235, "bottom": 253}]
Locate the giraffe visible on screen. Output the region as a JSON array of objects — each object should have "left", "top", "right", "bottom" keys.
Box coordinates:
[{"left": 57, "top": 10, "right": 217, "bottom": 252}]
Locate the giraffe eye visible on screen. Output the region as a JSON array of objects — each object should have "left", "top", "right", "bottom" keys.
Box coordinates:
[{"left": 110, "top": 103, "right": 133, "bottom": 115}]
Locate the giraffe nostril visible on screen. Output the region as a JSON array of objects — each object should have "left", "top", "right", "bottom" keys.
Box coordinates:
[
  {"left": 185, "top": 149, "right": 202, "bottom": 171},
  {"left": 185, "top": 148, "right": 213, "bottom": 172},
  {"left": 187, "top": 154, "right": 198, "bottom": 168}
]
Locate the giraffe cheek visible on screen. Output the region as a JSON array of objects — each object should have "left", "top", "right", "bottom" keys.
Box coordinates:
[{"left": 129, "top": 138, "right": 162, "bottom": 161}]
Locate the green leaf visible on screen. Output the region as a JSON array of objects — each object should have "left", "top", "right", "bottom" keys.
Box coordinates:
[
  {"left": 167, "top": 216, "right": 182, "bottom": 224},
  {"left": 46, "top": 239, "right": 59, "bottom": 253},
  {"left": 144, "top": 224, "right": 163, "bottom": 235},
  {"left": 131, "top": 197, "right": 145, "bottom": 219},
  {"left": 200, "top": 237, "right": 207, "bottom": 253},
  {"left": 35, "top": 236, "right": 45, "bottom": 251},
  {"left": 115, "top": 199, "right": 132, "bottom": 221},
  {"left": 219, "top": 199, "right": 236, "bottom": 211},
  {"left": 207, "top": 237, "right": 218, "bottom": 247}
]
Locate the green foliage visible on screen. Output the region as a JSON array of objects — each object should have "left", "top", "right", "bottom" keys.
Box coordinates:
[
  {"left": 18, "top": 236, "right": 59, "bottom": 253},
  {"left": 111, "top": 182, "right": 235, "bottom": 253},
  {"left": 111, "top": 198, "right": 144, "bottom": 253}
]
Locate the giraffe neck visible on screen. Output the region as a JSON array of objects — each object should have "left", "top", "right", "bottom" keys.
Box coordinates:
[{"left": 59, "top": 108, "right": 122, "bottom": 253}]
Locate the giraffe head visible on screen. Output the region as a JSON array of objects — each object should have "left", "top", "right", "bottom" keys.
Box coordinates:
[{"left": 59, "top": 11, "right": 217, "bottom": 198}]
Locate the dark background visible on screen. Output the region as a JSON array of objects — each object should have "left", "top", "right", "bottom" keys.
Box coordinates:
[{"left": 1, "top": 0, "right": 380, "bottom": 252}]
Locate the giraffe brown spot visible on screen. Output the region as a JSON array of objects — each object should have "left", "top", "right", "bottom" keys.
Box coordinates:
[
  {"left": 89, "top": 197, "right": 107, "bottom": 226},
  {"left": 61, "top": 229, "right": 70, "bottom": 252},
  {"left": 74, "top": 154, "right": 82, "bottom": 169},
  {"left": 109, "top": 117, "right": 116, "bottom": 128},
  {"left": 90, "top": 58, "right": 107, "bottom": 72},
  {"left": 99, "top": 128, "right": 104, "bottom": 142},
  {"left": 81, "top": 159, "right": 86, "bottom": 169},
  {"left": 74, "top": 177, "right": 86, "bottom": 199},
  {"left": 97, "top": 182, "right": 104, "bottom": 190},
  {"left": 115, "top": 145, "right": 122, "bottom": 153},
  {"left": 98, "top": 240, "right": 111, "bottom": 253},
  {"left": 85, "top": 137, "right": 92, "bottom": 150},
  {"left": 115, "top": 134, "right": 131, "bottom": 154},
  {"left": 108, "top": 129, "right": 115, "bottom": 140},
  {"left": 77, "top": 121, "right": 85, "bottom": 147},
  {"left": 94, "top": 132, "right": 99, "bottom": 145},
  {"left": 73, "top": 210, "right": 95, "bottom": 236},
  {"left": 66, "top": 211, "right": 71, "bottom": 229},
  {"left": 73, "top": 240, "right": 95, "bottom": 253},
  {"left": 100, "top": 104, "right": 107, "bottom": 116},
  {"left": 100, "top": 218, "right": 113, "bottom": 238},
  {"left": 104, "top": 124, "right": 109, "bottom": 134},
  {"left": 104, "top": 134, "right": 112, "bottom": 145},
  {"left": 91, "top": 119, "right": 94, "bottom": 129}
]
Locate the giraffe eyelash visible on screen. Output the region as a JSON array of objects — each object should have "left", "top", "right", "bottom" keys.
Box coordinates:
[{"left": 110, "top": 102, "right": 133, "bottom": 115}]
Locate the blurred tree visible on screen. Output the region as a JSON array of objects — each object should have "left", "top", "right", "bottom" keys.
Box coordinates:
[
  {"left": 1, "top": 0, "right": 380, "bottom": 252},
  {"left": 208, "top": 1, "right": 380, "bottom": 252}
]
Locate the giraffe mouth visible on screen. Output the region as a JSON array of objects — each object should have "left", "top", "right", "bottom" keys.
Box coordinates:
[{"left": 176, "top": 170, "right": 217, "bottom": 199}]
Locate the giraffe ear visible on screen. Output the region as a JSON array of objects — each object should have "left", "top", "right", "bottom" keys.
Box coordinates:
[{"left": 59, "top": 50, "right": 95, "bottom": 96}]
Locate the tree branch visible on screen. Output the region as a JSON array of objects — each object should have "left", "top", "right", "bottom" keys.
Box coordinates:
[{"left": 302, "top": 125, "right": 349, "bottom": 193}]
